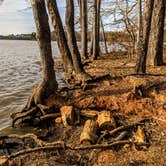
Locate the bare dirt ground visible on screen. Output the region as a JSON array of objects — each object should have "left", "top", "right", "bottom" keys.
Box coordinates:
[{"left": 0, "top": 51, "right": 166, "bottom": 166}]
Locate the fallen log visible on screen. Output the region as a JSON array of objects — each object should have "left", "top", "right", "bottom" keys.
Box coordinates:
[
  {"left": 97, "top": 111, "right": 116, "bottom": 130},
  {"left": 80, "top": 110, "right": 98, "bottom": 119},
  {"left": 80, "top": 120, "right": 98, "bottom": 144},
  {"left": 60, "top": 106, "right": 75, "bottom": 126}
]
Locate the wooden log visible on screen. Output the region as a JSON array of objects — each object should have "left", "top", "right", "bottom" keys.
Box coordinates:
[
  {"left": 80, "top": 110, "right": 98, "bottom": 119},
  {"left": 133, "top": 125, "right": 147, "bottom": 149},
  {"left": 60, "top": 106, "right": 75, "bottom": 127},
  {"left": 0, "top": 156, "right": 8, "bottom": 166},
  {"left": 80, "top": 120, "right": 98, "bottom": 144},
  {"left": 97, "top": 111, "right": 116, "bottom": 130}
]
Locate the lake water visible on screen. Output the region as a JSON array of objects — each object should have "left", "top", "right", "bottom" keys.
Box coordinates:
[
  {"left": 0, "top": 40, "right": 126, "bottom": 131},
  {"left": 0, "top": 40, "right": 63, "bottom": 131}
]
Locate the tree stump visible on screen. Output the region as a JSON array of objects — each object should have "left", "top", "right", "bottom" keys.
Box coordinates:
[
  {"left": 0, "top": 156, "right": 8, "bottom": 166},
  {"left": 80, "top": 120, "right": 98, "bottom": 144},
  {"left": 60, "top": 106, "right": 75, "bottom": 127},
  {"left": 97, "top": 111, "right": 116, "bottom": 130}
]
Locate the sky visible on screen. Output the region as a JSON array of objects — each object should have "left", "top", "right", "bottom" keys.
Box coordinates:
[
  {"left": 0, "top": 0, "right": 66, "bottom": 35},
  {"left": 0, "top": 0, "right": 132, "bottom": 35}
]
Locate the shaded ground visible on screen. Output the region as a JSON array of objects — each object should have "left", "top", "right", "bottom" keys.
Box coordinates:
[{"left": 0, "top": 52, "right": 166, "bottom": 166}]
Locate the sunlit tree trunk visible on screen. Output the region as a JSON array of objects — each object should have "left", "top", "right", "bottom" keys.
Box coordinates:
[
  {"left": 147, "top": 0, "right": 165, "bottom": 66},
  {"left": 135, "top": 0, "right": 154, "bottom": 74},
  {"left": 46, "top": 0, "right": 74, "bottom": 77},
  {"left": 101, "top": 17, "right": 108, "bottom": 54},
  {"left": 65, "top": 0, "right": 91, "bottom": 81},
  {"left": 29, "top": 0, "right": 57, "bottom": 106}
]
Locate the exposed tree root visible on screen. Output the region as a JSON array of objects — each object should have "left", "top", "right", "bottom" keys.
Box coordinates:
[
  {"left": 11, "top": 107, "right": 38, "bottom": 127},
  {"left": 40, "top": 113, "right": 61, "bottom": 121}
]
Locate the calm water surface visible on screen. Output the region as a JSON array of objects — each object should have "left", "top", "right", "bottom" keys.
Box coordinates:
[{"left": 0, "top": 40, "right": 62, "bottom": 131}]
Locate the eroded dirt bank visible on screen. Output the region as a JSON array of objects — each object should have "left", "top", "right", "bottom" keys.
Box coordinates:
[{"left": 0, "top": 54, "right": 166, "bottom": 166}]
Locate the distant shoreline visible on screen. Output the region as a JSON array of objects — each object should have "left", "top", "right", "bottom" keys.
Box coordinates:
[{"left": 0, "top": 33, "right": 36, "bottom": 41}]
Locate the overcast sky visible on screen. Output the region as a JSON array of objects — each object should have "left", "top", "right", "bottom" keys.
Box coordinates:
[{"left": 0, "top": 0, "right": 66, "bottom": 35}]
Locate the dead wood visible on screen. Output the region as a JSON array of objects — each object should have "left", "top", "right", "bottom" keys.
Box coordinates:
[
  {"left": 60, "top": 106, "right": 75, "bottom": 126},
  {"left": 80, "top": 110, "right": 98, "bottom": 119},
  {"left": 7, "top": 140, "right": 132, "bottom": 160},
  {"left": 80, "top": 120, "right": 98, "bottom": 144},
  {"left": 97, "top": 111, "right": 116, "bottom": 130},
  {"left": 101, "top": 118, "right": 150, "bottom": 136},
  {"left": 40, "top": 113, "right": 61, "bottom": 121},
  {"left": 11, "top": 107, "right": 37, "bottom": 126},
  {"left": 74, "top": 140, "right": 131, "bottom": 150}
]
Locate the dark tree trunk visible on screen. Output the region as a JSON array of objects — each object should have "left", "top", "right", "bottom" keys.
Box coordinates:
[
  {"left": 147, "top": 0, "right": 165, "bottom": 66},
  {"left": 92, "top": 0, "right": 101, "bottom": 60},
  {"left": 81, "top": 0, "right": 88, "bottom": 59},
  {"left": 135, "top": 0, "right": 154, "bottom": 74},
  {"left": 28, "top": 0, "right": 57, "bottom": 106},
  {"left": 46, "top": 0, "right": 73, "bottom": 77},
  {"left": 65, "top": 0, "right": 91, "bottom": 82}
]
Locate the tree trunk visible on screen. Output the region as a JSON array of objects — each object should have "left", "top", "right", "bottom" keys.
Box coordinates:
[
  {"left": 65, "top": 0, "right": 91, "bottom": 82},
  {"left": 89, "top": 27, "right": 94, "bottom": 55},
  {"left": 137, "top": 0, "right": 143, "bottom": 46},
  {"left": 101, "top": 17, "right": 108, "bottom": 54},
  {"left": 92, "top": 0, "right": 101, "bottom": 60},
  {"left": 46, "top": 0, "right": 74, "bottom": 77},
  {"left": 29, "top": 0, "right": 57, "bottom": 107},
  {"left": 147, "top": 0, "right": 165, "bottom": 66},
  {"left": 135, "top": 0, "right": 154, "bottom": 74},
  {"left": 81, "top": 0, "right": 88, "bottom": 59}
]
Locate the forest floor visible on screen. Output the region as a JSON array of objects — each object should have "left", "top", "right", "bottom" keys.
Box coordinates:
[{"left": 0, "top": 51, "right": 166, "bottom": 166}]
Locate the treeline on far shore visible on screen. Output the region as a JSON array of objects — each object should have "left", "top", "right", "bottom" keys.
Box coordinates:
[{"left": 1, "top": 30, "right": 166, "bottom": 43}]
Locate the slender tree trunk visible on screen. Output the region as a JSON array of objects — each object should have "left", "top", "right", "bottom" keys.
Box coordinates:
[
  {"left": 46, "top": 0, "right": 73, "bottom": 77},
  {"left": 147, "top": 0, "right": 165, "bottom": 66},
  {"left": 81, "top": 0, "right": 88, "bottom": 59},
  {"left": 135, "top": 0, "right": 154, "bottom": 74},
  {"left": 92, "top": 0, "right": 101, "bottom": 60},
  {"left": 29, "top": 0, "right": 57, "bottom": 106},
  {"left": 137, "top": 0, "right": 143, "bottom": 46},
  {"left": 65, "top": 0, "right": 91, "bottom": 81},
  {"left": 89, "top": 26, "right": 94, "bottom": 55},
  {"left": 101, "top": 17, "right": 108, "bottom": 54}
]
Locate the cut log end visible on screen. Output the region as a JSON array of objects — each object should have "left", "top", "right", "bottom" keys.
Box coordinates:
[
  {"left": 80, "top": 120, "right": 98, "bottom": 144},
  {"left": 97, "top": 111, "right": 116, "bottom": 130},
  {"left": 60, "top": 106, "right": 75, "bottom": 127}
]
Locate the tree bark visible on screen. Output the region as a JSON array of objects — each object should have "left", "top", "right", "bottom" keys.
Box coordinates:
[
  {"left": 92, "top": 0, "right": 101, "bottom": 60},
  {"left": 46, "top": 0, "right": 74, "bottom": 77},
  {"left": 101, "top": 17, "right": 108, "bottom": 54},
  {"left": 147, "top": 0, "right": 165, "bottom": 66},
  {"left": 29, "top": 0, "right": 57, "bottom": 106},
  {"left": 81, "top": 0, "right": 88, "bottom": 59},
  {"left": 89, "top": 28, "right": 94, "bottom": 55},
  {"left": 65, "top": 0, "right": 91, "bottom": 81},
  {"left": 135, "top": 0, "right": 154, "bottom": 74}
]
